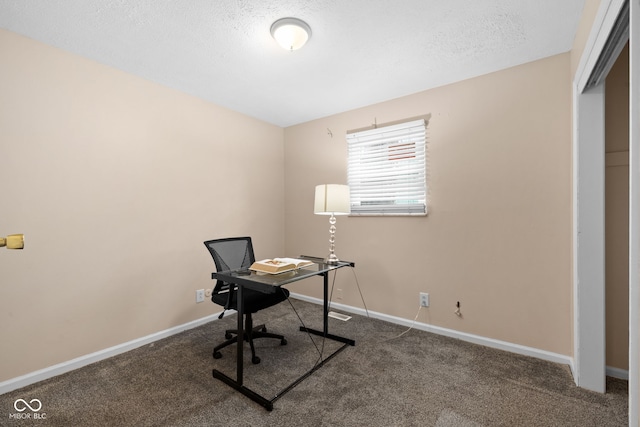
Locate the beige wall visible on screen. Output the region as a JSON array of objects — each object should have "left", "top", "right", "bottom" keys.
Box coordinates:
[
  {"left": 605, "top": 43, "right": 630, "bottom": 370},
  {"left": 284, "top": 53, "right": 573, "bottom": 355},
  {"left": 0, "top": 30, "right": 285, "bottom": 382}
]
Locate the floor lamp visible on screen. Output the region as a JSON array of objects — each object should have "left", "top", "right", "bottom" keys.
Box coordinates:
[{"left": 314, "top": 184, "right": 350, "bottom": 263}]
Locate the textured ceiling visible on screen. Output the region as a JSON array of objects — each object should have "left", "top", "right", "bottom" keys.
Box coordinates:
[{"left": 0, "top": 0, "right": 585, "bottom": 127}]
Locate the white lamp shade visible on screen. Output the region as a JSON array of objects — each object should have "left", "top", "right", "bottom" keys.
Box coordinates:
[
  {"left": 271, "top": 18, "right": 311, "bottom": 51},
  {"left": 314, "top": 184, "right": 350, "bottom": 215}
]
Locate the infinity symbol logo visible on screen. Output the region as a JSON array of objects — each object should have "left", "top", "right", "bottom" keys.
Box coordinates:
[{"left": 14, "top": 399, "right": 42, "bottom": 412}]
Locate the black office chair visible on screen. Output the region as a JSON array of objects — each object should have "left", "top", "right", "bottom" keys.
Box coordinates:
[{"left": 204, "top": 237, "right": 289, "bottom": 364}]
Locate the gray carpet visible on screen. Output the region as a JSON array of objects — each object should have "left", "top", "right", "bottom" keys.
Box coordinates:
[{"left": 1, "top": 299, "right": 628, "bottom": 426}]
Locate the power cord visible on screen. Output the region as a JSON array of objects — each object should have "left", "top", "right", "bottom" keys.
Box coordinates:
[
  {"left": 328, "top": 266, "right": 370, "bottom": 318},
  {"left": 296, "top": 266, "right": 365, "bottom": 365},
  {"left": 350, "top": 266, "right": 370, "bottom": 318},
  {"left": 384, "top": 305, "right": 423, "bottom": 341},
  {"left": 338, "top": 266, "right": 425, "bottom": 341},
  {"left": 288, "top": 264, "right": 423, "bottom": 362}
]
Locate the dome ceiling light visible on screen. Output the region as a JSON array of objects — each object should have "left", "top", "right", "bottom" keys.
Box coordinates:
[{"left": 270, "top": 17, "right": 311, "bottom": 51}]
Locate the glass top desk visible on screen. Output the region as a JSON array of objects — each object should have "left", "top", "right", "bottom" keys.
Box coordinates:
[{"left": 210, "top": 256, "right": 355, "bottom": 411}]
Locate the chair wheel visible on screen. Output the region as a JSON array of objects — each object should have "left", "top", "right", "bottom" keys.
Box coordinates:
[
  {"left": 213, "top": 351, "right": 222, "bottom": 359},
  {"left": 280, "top": 338, "right": 287, "bottom": 346},
  {"left": 225, "top": 332, "right": 233, "bottom": 339},
  {"left": 252, "top": 356, "right": 261, "bottom": 364}
]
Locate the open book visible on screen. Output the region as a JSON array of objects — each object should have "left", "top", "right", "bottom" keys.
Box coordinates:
[{"left": 250, "top": 257, "right": 314, "bottom": 274}]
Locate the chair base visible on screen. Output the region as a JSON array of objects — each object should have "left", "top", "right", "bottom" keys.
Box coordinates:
[{"left": 213, "top": 314, "right": 287, "bottom": 364}]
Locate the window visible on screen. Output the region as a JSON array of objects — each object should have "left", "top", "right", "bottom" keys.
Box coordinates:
[{"left": 347, "top": 119, "right": 427, "bottom": 216}]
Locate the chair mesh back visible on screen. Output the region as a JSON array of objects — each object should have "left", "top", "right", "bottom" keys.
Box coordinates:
[{"left": 204, "top": 237, "right": 255, "bottom": 273}]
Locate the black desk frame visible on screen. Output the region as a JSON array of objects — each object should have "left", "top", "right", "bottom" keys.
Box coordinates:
[{"left": 210, "top": 257, "right": 355, "bottom": 411}]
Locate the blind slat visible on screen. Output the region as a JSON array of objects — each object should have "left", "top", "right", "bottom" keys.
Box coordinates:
[{"left": 347, "top": 119, "right": 428, "bottom": 216}]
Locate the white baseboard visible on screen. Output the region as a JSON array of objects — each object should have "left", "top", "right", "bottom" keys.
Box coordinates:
[
  {"left": 606, "top": 365, "right": 629, "bottom": 380},
  {"left": 3, "top": 295, "right": 603, "bottom": 396},
  {"left": 0, "top": 312, "right": 226, "bottom": 395},
  {"left": 290, "top": 292, "right": 574, "bottom": 369}
]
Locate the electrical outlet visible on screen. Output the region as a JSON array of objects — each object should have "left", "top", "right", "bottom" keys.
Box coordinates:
[
  {"left": 196, "top": 289, "right": 205, "bottom": 303},
  {"left": 336, "top": 288, "right": 343, "bottom": 300},
  {"left": 420, "top": 292, "right": 429, "bottom": 307}
]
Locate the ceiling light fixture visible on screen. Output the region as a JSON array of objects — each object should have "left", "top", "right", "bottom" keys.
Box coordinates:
[{"left": 270, "top": 17, "right": 311, "bottom": 51}]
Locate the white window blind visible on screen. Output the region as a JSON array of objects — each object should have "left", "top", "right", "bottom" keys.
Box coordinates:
[{"left": 347, "top": 119, "right": 427, "bottom": 216}]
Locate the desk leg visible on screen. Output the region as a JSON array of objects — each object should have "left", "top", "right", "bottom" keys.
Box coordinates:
[
  {"left": 213, "top": 267, "right": 354, "bottom": 412},
  {"left": 299, "top": 271, "right": 355, "bottom": 346},
  {"left": 212, "top": 286, "right": 245, "bottom": 386},
  {"left": 323, "top": 271, "right": 329, "bottom": 336},
  {"left": 236, "top": 284, "right": 244, "bottom": 385},
  {"left": 213, "top": 284, "right": 277, "bottom": 410}
]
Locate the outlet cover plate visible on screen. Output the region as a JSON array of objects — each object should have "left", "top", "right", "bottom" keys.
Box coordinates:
[
  {"left": 196, "top": 289, "right": 205, "bottom": 303},
  {"left": 420, "top": 292, "right": 429, "bottom": 307}
]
